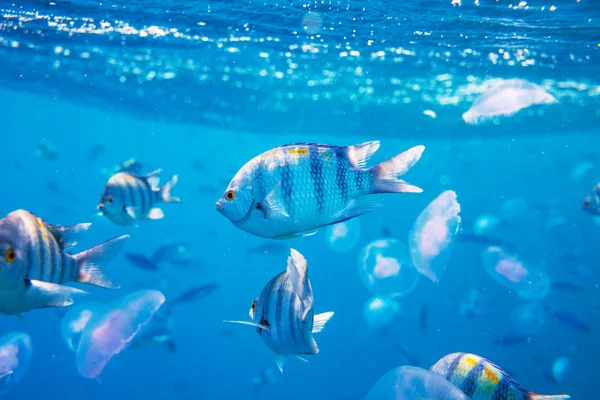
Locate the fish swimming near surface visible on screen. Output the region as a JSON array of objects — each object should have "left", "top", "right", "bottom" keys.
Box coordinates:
[
  {"left": 216, "top": 141, "right": 424, "bottom": 239},
  {"left": 224, "top": 249, "right": 334, "bottom": 372},
  {"left": 98, "top": 169, "right": 180, "bottom": 226},
  {"left": 430, "top": 352, "right": 571, "bottom": 400},
  {"left": 0, "top": 210, "right": 129, "bottom": 315}
]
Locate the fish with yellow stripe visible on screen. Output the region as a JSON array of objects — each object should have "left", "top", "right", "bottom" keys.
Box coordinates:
[
  {"left": 98, "top": 169, "right": 180, "bottom": 226},
  {"left": 430, "top": 352, "right": 570, "bottom": 400},
  {"left": 0, "top": 210, "right": 129, "bottom": 315}
]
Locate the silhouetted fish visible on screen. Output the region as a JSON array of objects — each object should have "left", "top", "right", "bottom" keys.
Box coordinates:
[
  {"left": 124, "top": 253, "right": 159, "bottom": 271},
  {"left": 493, "top": 332, "right": 530, "bottom": 346},
  {"left": 420, "top": 304, "right": 428, "bottom": 330},
  {"left": 551, "top": 281, "right": 584, "bottom": 293},
  {"left": 545, "top": 306, "right": 590, "bottom": 333},
  {"left": 170, "top": 284, "right": 219, "bottom": 306}
]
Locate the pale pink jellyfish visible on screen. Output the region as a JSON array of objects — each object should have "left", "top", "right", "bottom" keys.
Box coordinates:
[
  {"left": 0, "top": 332, "right": 32, "bottom": 395},
  {"left": 75, "top": 290, "right": 166, "bottom": 379},
  {"left": 409, "top": 190, "right": 461, "bottom": 283},
  {"left": 60, "top": 302, "right": 102, "bottom": 352}
]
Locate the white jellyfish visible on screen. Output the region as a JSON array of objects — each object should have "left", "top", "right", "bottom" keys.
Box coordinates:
[
  {"left": 324, "top": 219, "right": 361, "bottom": 253},
  {"left": 363, "top": 296, "right": 401, "bottom": 329},
  {"left": 0, "top": 332, "right": 33, "bottom": 395}
]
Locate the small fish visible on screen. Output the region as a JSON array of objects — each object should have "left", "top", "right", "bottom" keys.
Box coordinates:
[
  {"left": 224, "top": 249, "right": 334, "bottom": 372},
  {"left": 380, "top": 225, "right": 394, "bottom": 237},
  {"left": 151, "top": 241, "right": 189, "bottom": 265},
  {"left": 246, "top": 242, "right": 288, "bottom": 255},
  {"left": 169, "top": 284, "right": 219, "bottom": 306},
  {"left": 46, "top": 181, "right": 60, "bottom": 194},
  {"left": 216, "top": 142, "right": 424, "bottom": 239},
  {"left": 98, "top": 169, "right": 181, "bottom": 226},
  {"left": 0, "top": 210, "right": 129, "bottom": 315},
  {"left": 582, "top": 184, "right": 600, "bottom": 215},
  {"left": 86, "top": 144, "right": 106, "bottom": 162},
  {"left": 545, "top": 307, "right": 590, "bottom": 333},
  {"left": 458, "top": 289, "right": 485, "bottom": 319},
  {"left": 430, "top": 352, "right": 571, "bottom": 400},
  {"left": 35, "top": 139, "right": 59, "bottom": 160},
  {"left": 551, "top": 281, "right": 584, "bottom": 293},
  {"left": 492, "top": 332, "right": 531, "bottom": 346},
  {"left": 124, "top": 253, "right": 158, "bottom": 271},
  {"left": 419, "top": 304, "right": 428, "bottom": 330}
]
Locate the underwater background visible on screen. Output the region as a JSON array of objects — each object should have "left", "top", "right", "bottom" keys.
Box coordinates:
[{"left": 0, "top": 0, "right": 599, "bottom": 399}]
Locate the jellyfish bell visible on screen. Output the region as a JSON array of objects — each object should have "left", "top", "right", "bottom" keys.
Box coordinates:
[
  {"left": 365, "top": 365, "right": 471, "bottom": 400},
  {"left": 60, "top": 302, "right": 102, "bottom": 352},
  {"left": 0, "top": 332, "right": 33, "bottom": 395},
  {"left": 324, "top": 219, "right": 361, "bottom": 253},
  {"left": 358, "top": 239, "right": 420, "bottom": 298},
  {"left": 75, "top": 290, "right": 166, "bottom": 379},
  {"left": 363, "top": 296, "right": 401, "bottom": 329}
]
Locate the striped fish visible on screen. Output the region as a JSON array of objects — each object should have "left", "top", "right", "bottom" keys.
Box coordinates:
[
  {"left": 98, "top": 169, "right": 180, "bottom": 226},
  {"left": 216, "top": 141, "right": 424, "bottom": 239},
  {"left": 224, "top": 249, "right": 334, "bottom": 372},
  {"left": 0, "top": 209, "right": 129, "bottom": 315},
  {"left": 430, "top": 352, "right": 570, "bottom": 400}
]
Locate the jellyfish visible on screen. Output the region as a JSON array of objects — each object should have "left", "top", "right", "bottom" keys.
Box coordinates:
[
  {"left": 365, "top": 366, "right": 471, "bottom": 400},
  {"left": 75, "top": 289, "right": 166, "bottom": 379},
  {"left": 501, "top": 197, "right": 529, "bottom": 222},
  {"left": 0, "top": 332, "right": 33, "bottom": 395},
  {"left": 358, "top": 239, "right": 420, "bottom": 298},
  {"left": 510, "top": 301, "right": 546, "bottom": 335},
  {"left": 409, "top": 190, "right": 461, "bottom": 283},
  {"left": 60, "top": 302, "right": 102, "bottom": 352},
  {"left": 472, "top": 213, "right": 499, "bottom": 236},
  {"left": 363, "top": 296, "right": 401, "bottom": 329},
  {"left": 324, "top": 219, "right": 361, "bottom": 253}
]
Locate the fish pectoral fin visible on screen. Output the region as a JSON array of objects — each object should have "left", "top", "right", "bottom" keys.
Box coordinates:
[
  {"left": 272, "top": 230, "right": 318, "bottom": 240},
  {"left": 147, "top": 208, "right": 165, "bottom": 220},
  {"left": 312, "top": 312, "right": 334, "bottom": 333},
  {"left": 326, "top": 198, "right": 382, "bottom": 227},
  {"left": 258, "top": 183, "right": 290, "bottom": 219},
  {"left": 295, "top": 356, "right": 310, "bottom": 363},
  {"left": 0, "top": 370, "right": 13, "bottom": 385},
  {"left": 222, "top": 320, "right": 271, "bottom": 332},
  {"left": 44, "top": 221, "right": 92, "bottom": 250},
  {"left": 26, "top": 280, "right": 88, "bottom": 309},
  {"left": 125, "top": 207, "right": 139, "bottom": 219},
  {"left": 274, "top": 355, "right": 286, "bottom": 373}
]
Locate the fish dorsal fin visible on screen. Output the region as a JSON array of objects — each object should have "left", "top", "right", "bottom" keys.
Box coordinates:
[
  {"left": 144, "top": 169, "right": 163, "bottom": 189},
  {"left": 44, "top": 221, "right": 92, "bottom": 250},
  {"left": 346, "top": 141, "right": 380, "bottom": 169},
  {"left": 286, "top": 249, "right": 313, "bottom": 320},
  {"left": 312, "top": 312, "right": 334, "bottom": 333}
]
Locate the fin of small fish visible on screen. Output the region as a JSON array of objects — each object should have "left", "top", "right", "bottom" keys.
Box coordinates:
[
  {"left": 527, "top": 394, "right": 571, "bottom": 400},
  {"left": 222, "top": 320, "right": 271, "bottom": 331},
  {"left": 143, "top": 169, "right": 163, "bottom": 189},
  {"left": 275, "top": 355, "right": 286, "bottom": 373},
  {"left": 286, "top": 249, "right": 311, "bottom": 318},
  {"left": 159, "top": 175, "right": 181, "bottom": 203},
  {"left": 73, "top": 234, "right": 130, "bottom": 289},
  {"left": 44, "top": 221, "right": 92, "bottom": 250},
  {"left": 258, "top": 182, "right": 289, "bottom": 219},
  {"left": 125, "top": 207, "right": 139, "bottom": 219},
  {"left": 371, "top": 145, "right": 425, "bottom": 194},
  {"left": 295, "top": 356, "right": 309, "bottom": 363},
  {"left": 147, "top": 208, "right": 165, "bottom": 220},
  {"left": 312, "top": 312, "right": 335, "bottom": 333},
  {"left": 272, "top": 230, "right": 319, "bottom": 240},
  {"left": 0, "top": 370, "right": 13, "bottom": 386},
  {"left": 346, "top": 141, "right": 381, "bottom": 169},
  {"left": 327, "top": 198, "right": 382, "bottom": 226},
  {"left": 25, "top": 279, "right": 88, "bottom": 309}
]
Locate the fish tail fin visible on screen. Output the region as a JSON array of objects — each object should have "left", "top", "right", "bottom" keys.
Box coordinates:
[
  {"left": 528, "top": 394, "right": 571, "bottom": 400},
  {"left": 370, "top": 145, "right": 425, "bottom": 194},
  {"left": 158, "top": 175, "right": 181, "bottom": 203},
  {"left": 74, "top": 235, "right": 130, "bottom": 289},
  {"left": 346, "top": 141, "right": 380, "bottom": 169}
]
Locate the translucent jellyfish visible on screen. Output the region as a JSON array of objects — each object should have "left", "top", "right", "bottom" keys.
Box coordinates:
[
  {"left": 324, "top": 219, "right": 361, "bottom": 253},
  {"left": 409, "top": 191, "right": 461, "bottom": 283},
  {"left": 462, "top": 79, "right": 557, "bottom": 125},
  {"left": 365, "top": 366, "right": 471, "bottom": 400},
  {"left": 75, "top": 290, "right": 166, "bottom": 379},
  {"left": 60, "top": 302, "right": 102, "bottom": 352},
  {"left": 481, "top": 247, "right": 550, "bottom": 299},
  {"left": 359, "top": 239, "right": 420, "bottom": 298},
  {"left": 0, "top": 332, "right": 33, "bottom": 395},
  {"left": 363, "top": 296, "right": 401, "bottom": 329},
  {"left": 472, "top": 213, "right": 499, "bottom": 236},
  {"left": 551, "top": 357, "right": 570, "bottom": 384},
  {"left": 510, "top": 301, "right": 546, "bottom": 335},
  {"left": 501, "top": 197, "right": 529, "bottom": 222}
]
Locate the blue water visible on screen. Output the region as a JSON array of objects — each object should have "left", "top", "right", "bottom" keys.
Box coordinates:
[{"left": 0, "top": 0, "right": 599, "bottom": 399}]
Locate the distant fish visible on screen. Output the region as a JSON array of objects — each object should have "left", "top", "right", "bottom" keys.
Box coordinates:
[
  {"left": 430, "top": 352, "right": 570, "bottom": 399},
  {"left": 216, "top": 142, "right": 424, "bottom": 239},
  {"left": 420, "top": 305, "right": 428, "bottom": 330},
  {"left": 551, "top": 281, "right": 584, "bottom": 293},
  {"left": 98, "top": 169, "right": 181, "bottom": 226},
  {"left": 545, "top": 306, "right": 590, "bottom": 333},
  {"left": 35, "top": 139, "right": 59, "bottom": 160},
  {"left": 582, "top": 183, "right": 600, "bottom": 216},
  {"left": 86, "top": 144, "right": 106, "bottom": 162},
  {"left": 151, "top": 241, "right": 189, "bottom": 265},
  {"left": 46, "top": 181, "right": 60, "bottom": 194},
  {"left": 0, "top": 209, "right": 129, "bottom": 315},
  {"left": 124, "top": 253, "right": 159, "bottom": 271},
  {"left": 246, "top": 242, "right": 288, "bottom": 255},
  {"left": 492, "top": 332, "right": 530, "bottom": 346},
  {"left": 169, "top": 284, "right": 219, "bottom": 306},
  {"left": 225, "top": 249, "right": 334, "bottom": 372},
  {"left": 380, "top": 225, "right": 394, "bottom": 237},
  {"left": 457, "top": 232, "right": 517, "bottom": 252}
]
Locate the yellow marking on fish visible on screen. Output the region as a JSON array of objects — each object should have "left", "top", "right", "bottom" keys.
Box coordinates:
[
  {"left": 125, "top": 174, "right": 135, "bottom": 183},
  {"left": 288, "top": 148, "right": 309, "bottom": 155},
  {"left": 462, "top": 354, "right": 479, "bottom": 368},
  {"left": 483, "top": 367, "right": 500, "bottom": 385}
]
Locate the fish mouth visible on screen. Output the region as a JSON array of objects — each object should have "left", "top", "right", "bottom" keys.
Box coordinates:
[{"left": 215, "top": 201, "right": 224, "bottom": 211}]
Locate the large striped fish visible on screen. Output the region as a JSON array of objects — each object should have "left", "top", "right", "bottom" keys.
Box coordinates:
[
  {"left": 216, "top": 141, "right": 424, "bottom": 239},
  {"left": 430, "top": 352, "right": 570, "bottom": 400},
  {"left": 225, "top": 249, "right": 334, "bottom": 372},
  {"left": 98, "top": 169, "right": 180, "bottom": 226},
  {"left": 0, "top": 210, "right": 129, "bottom": 315}
]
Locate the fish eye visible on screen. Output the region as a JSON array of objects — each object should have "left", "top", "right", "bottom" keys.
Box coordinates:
[
  {"left": 584, "top": 200, "right": 591, "bottom": 207},
  {"left": 251, "top": 300, "right": 256, "bottom": 312},
  {"left": 4, "top": 249, "right": 16, "bottom": 263},
  {"left": 107, "top": 196, "right": 114, "bottom": 204},
  {"left": 225, "top": 190, "right": 236, "bottom": 201}
]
